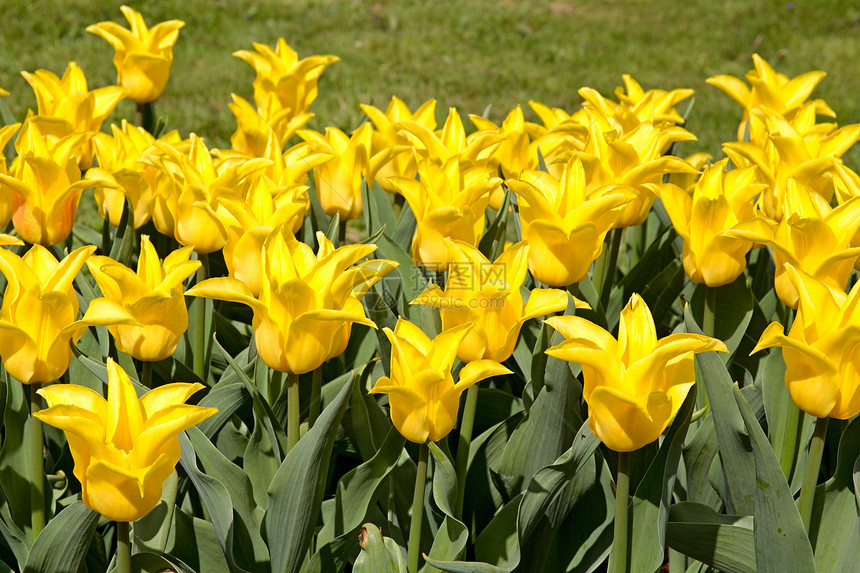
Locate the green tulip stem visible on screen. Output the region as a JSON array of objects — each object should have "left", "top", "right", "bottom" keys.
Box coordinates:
[
  {"left": 701, "top": 285, "right": 717, "bottom": 409},
  {"left": 612, "top": 451, "right": 630, "bottom": 573},
  {"left": 116, "top": 521, "right": 131, "bottom": 573},
  {"left": 600, "top": 228, "right": 623, "bottom": 306},
  {"left": 338, "top": 219, "right": 347, "bottom": 246},
  {"left": 287, "top": 371, "right": 300, "bottom": 454},
  {"left": 28, "top": 384, "right": 45, "bottom": 542},
  {"left": 309, "top": 368, "right": 323, "bottom": 428},
  {"left": 454, "top": 383, "right": 480, "bottom": 518},
  {"left": 408, "top": 443, "right": 429, "bottom": 573},
  {"left": 799, "top": 416, "right": 829, "bottom": 532},
  {"left": 141, "top": 361, "right": 153, "bottom": 389},
  {"left": 192, "top": 253, "right": 209, "bottom": 381},
  {"left": 779, "top": 404, "right": 803, "bottom": 479},
  {"left": 135, "top": 101, "right": 155, "bottom": 133}
]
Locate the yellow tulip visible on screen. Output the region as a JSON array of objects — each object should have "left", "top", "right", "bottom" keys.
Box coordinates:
[
  {"left": 726, "top": 179, "right": 860, "bottom": 308},
  {"left": 22, "top": 61, "right": 125, "bottom": 168},
  {"left": 723, "top": 104, "right": 860, "bottom": 220},
  {"left": 87, "top": 236, "right": 201, "bottom": 362},
  {"left": 228, "top": 92, "right": 313, "bottom": 158},
  {"left": 506, "top": 157, "right": 636, "bottom": 286},
  {"left": 34, "top": 358, "right": 216, "bottom": 521},
  {"left": 0, "top": 245, "right": 137, "bottom": 384},
  {"left": 0, "top": 121, "right": 101, "bottom": 246},
  {"left": 299, "top": 123, "right": 404, "bottom": 220},
  {"left": 546, "top": 294, "right": 726, "bottom": 451},
  {"left": 361, "top": 96, "right": 437, "bottom": 188},
  {"left": 369, "top": 319, "right": 511, "bottom": 443},
  {"left": 412, "top": 240, "right": 577, "bottom": 362},
  {"left": 0, "top": 122, "right": 21, "bottom": 228},
  {"left": 397, "top": 106, "right": 501, "bottom": 169},
  {"left": 385, "top": 157, "right": 498, "bottom": 271},
  {"left": 706, "top": 53, "right": 833, "bottom": 145},
  {"left": 87, "top": 5, "right": 185, "bottom": 104},
  {"left": 86, "top": 121, "right": 183, "bottom": 228},
  {"left": 233, "top": 38, "right": 338, "bottom": 120},
  {"left": 141, "top": 134, "right": 270, "bottom": 253},
  {"left": 577, "top": 117, "right": 698, "bottom": 227},
  {"left": 753, "top": 264, "right": 860, "bottom": 419},
  {"left": 660, "top": 160, "right": 765, "bottom": 286},
  {"left": 187, "top": 229, "right": 396, "bottom": 374}
]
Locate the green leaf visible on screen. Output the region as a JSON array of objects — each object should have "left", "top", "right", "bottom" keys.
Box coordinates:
[
  {"left": 809, "top": 416, "right": 860, "bottom": 573},
  {"left": 130, "top": 552, "right": 197, "bottom": 573},
  {"left": 168, "top": 509, "right": 232, "bottom": 573},
  {"left": 353, "top": 523, "right": 405, "bottom": 573},
  {"left": 213, "top": 333, "right": 288, "bottom": 462},
  {"left": 686, "top": 306, "right": 756, "bottom": 515},
  {"left": 0, "top": 372, "right": 35, "bottom": 538},
  {"left": 108, "top": 195, "right": 136, "bottom": 267},
  {"left": 362, "top": 178, "right": 397, "bottom": 239},
  {"left": 23, "top": 501, "right": 97, "bottom": 573},
  {"left": 266, "top": 374, "right": 354, "bottom": 573},
  {"left": 627, "top": 387, "right": 697, "bottom": 573},
  {"left": 733, "top": 385, "right": 816, "bottom": 573},
  {"left": 425, "top": 443, "right": 468, "bottom": 570},
  {"left": 195, "top": 382, "right": 249, "bottom": 439},
  {"left": 666, "top": 502, "right": 756, "bottom": 573},
  {"left": 133, "top": 471, "right": 178, "bottom": 555},
  {"left": 689, "top": 276, "right": 754, "bottom": 364},
  {"left": 478, "top": 189, "right": 511, "bottom": 261},
  {"left": 682, "top": 414, "right": 722, "bottom": 508},
  {"left": 187, "top": 426, "right": 269, "bottom": 569}
]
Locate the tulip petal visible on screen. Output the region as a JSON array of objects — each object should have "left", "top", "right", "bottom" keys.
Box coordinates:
[
  {"left": 455, "top": 359, "right": 512, "bottom": 391},
  {"left": 185, "top": 277, "right": 267, "bottom": 314}
]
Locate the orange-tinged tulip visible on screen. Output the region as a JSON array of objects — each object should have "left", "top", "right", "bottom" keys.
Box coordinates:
[
  {"left": 369, "top": 319, "right": 511, "bottom": 443},
  {"left": 506, "top": 157, "right": 636, "bottom": 286},
  {"left": 87, "top": 236, "right": 201, "bottom": 362},
  {"left": 753, "top": 264, "right": 860, "bottom": 419},
  {"left": 233, "top": 38, "right": 338, "bottom": 120},
  {"left": 21, "top": 61, "right": 125, "bottom": 168},
  {"left": 706, "top": 53, "right": 833, "bottom": 145},
  {"left": 186, "top": 229, "right": 397, "bottom": 374},
  {"left": 34, "top": 358, "right": 216, "bottom": 521},
  {"left": 0, "top": 121, "right": 103, "bottom": 246},
  {"left": 412, "top": 240, "right": 577, "bottom": 362},
  {"left": 87, "top": 5, "right": 185, "bottom": 103},
  {"left": 0, "top": 245, "right": 138, "bottom": 384},
  {"left": 726, "top": 179, "right": 860, "bottom": 308},
  {"left": 546, "top": 294, "right": 726, "bottom": 451},
  {"left": 660, "top": 160, "right": 765, "bottom": 286},
  {"left": 385, "top": 157, "right": 498, "bottom": 271}
]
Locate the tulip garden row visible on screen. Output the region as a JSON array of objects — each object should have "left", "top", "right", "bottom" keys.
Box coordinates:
[{"left": 0, "top": 4, "right": 858, "bottom": 573}]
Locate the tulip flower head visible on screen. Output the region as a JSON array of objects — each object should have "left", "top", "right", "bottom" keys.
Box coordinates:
[
  {"left": 187, "top": 229, "right": 397, "bottom": 374},
  {"left": 0, "top": 121, "right": 104, "bottom": 246},
  {"left": 706, "top": 54, "right": 833, "bottom": 146},
  {"left": 412, "top": 240, "right": 576, "bottom": 362},
  {"left": 506, "top": 157, "right": 636, "bottom": 286},
  {"left": 546, "top": 294, "right": 726, "bottom": 451},
  {"left": 0, "top": 122, "right": 21, "bottom": 228},
  {"left": 87, "top": 236, "right": 201, "bottom": 362},
  {"left": 233, "top": 38, "right": 339, "bottom": 121},
  {"left": 87, "top": 5, "right": 185, "bottom": 103},
  {"left": 753, "top": 264, "right": 860, "bottom": 419},
  {"left": 660, "top": 159, "right": 765, "bottom": 286},
  {"left": 21, "top": 61, "right": 126, "bottom": 168},
  {"left": 369, "top": 319, "right": 511, "bottom": 443},
  {"left": 0, "top": 245, "right": 138, "bottom": 384},
  {"left": 34, "top": 358, "right": 216, "bottom": 521}
]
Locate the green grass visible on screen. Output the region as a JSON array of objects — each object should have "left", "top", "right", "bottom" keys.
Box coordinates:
[{"left": 1, "top": 0, "right": 859, "bottom": 164}]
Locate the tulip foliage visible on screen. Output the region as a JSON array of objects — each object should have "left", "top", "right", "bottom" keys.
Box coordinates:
[{"left": 1, "top": 6, "right": 860, "bottom": 573}]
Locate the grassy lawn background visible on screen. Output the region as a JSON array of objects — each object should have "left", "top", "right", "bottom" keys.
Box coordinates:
[{"left": 2, "top": 0, "right": 859, "bottom": 164}]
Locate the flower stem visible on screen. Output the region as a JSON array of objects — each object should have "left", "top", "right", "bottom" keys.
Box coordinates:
[
  {"left": 798, "top": 416, "right": 829, "bottom": 532},
  {"left": 779, "top": 403, "right": 803, "bottom": 480},
  {"left": 613, "top": 451, "right": 630, "bottom": 573},
  {"left": 408, "top": 443, "right": 429, "bottom": 573},
  {"left": 701, "top": 285, "right": 717, "bottom": 409},
  {"left": 454, "top": 384, "right": 479, "bottom": 519},
  {"left": 600, "top": 228, "right": 623, "bottom": 306},
  {"left": 141, "top": 360, "right": 153, "bottom": 389},
  {"left": 116, "top": 521, "right": 131, "bottom": 573},
  {"left": 28, "top": 384, "right": 45, "bottom": 542},
  {"left": 287, "top": 371, "right": 300, "bottom": 454},
  {"left": 135, "top": 101, "right": 155, "bottom": 134},
  {"left": 191, "top": 253, "right": 209, "bottom": 381},
  {"left": 308, "top": 368, "right": 322, "bottom": 428}
]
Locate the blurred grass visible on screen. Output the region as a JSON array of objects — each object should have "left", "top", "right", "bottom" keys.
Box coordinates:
[{"left": 1, "top": 0, "right": 859, "bottom": 164}]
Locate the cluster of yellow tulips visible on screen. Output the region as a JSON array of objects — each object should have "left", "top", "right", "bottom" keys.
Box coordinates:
[{"left": 0, "top": 5, "right": 858, "bottom": 573}]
